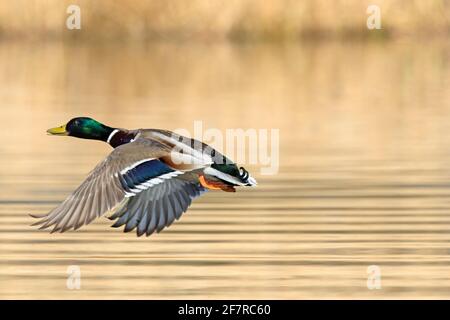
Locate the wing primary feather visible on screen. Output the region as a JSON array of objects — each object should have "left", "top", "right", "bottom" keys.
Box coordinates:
[
  {"left": 169, "top": 193, "right": 183, "bottom": 219},
  {"left": 146, "top": 200, "right": 159, "bottom": 236},
  {"left": 124, "top": 197, "right": 146, "bottom": 232},
  {"left": 64, "top": 182, "right": 92, "bottom": 232},
  {"left": 136, "top": 200, "right": 151, "bottom": 237},
  {"left": 164, "top": 195, "right": 175, "bottom": 228},
  {"left": 149, "top": 185, "right": 164, "bottom": 234},
  {"left": 53, "top": 189, "right": 85, "bottom": 233},
  {"left": 156, "top": 196, "right": 167, "bottom": 233}
]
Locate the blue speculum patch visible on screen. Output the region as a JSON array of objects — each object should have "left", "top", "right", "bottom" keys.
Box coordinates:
[{"left": 119, "top": 159, "right": 174, "bottom": 191}]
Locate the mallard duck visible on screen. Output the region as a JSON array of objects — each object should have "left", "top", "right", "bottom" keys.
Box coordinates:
[{"left": 32, "top": 117, "right": 257, "bottom": 237}]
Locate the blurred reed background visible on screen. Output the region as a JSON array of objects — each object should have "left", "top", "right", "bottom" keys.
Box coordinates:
[
  {"left": 0, "top": 1, "right": 450, "bottom": 299},
  {"left": 0, "top": 0, "right": 448, "bottom": 41}
]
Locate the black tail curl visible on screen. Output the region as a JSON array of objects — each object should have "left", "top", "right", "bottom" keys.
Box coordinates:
[{"left": 239, "top": 167, "right": 249, "bottom": 181}]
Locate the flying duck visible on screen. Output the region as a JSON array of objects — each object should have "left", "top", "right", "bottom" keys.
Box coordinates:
[{"left": 32, "top": 117, "right": 257, "bottom": 237}]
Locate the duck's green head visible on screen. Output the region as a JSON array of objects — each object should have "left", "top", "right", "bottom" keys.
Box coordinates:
[{"left": 47, "top": 117, "right": 114, "bottom": 141}]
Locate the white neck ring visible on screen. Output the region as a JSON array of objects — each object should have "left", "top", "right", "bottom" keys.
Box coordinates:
[{"left": 107, "top": 129, "right": 120, "bottom": 144}]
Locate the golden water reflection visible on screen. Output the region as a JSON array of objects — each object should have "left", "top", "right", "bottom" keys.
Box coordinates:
[{"left": 0, "top": 40, "right": 449, "bottom": 298}]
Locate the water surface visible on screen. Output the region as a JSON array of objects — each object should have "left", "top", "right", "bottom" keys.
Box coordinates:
[{"left": 0, "top": 40, "right": 449, "bottom": 298}]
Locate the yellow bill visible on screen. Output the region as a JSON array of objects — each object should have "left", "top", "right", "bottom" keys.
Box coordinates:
[{"left": 47, "top": 124, "right": 68, "bottom": 136}]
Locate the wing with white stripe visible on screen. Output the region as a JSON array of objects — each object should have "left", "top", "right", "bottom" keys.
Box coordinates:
[
  {"left": 118, "top": 158, "right": 183, "bottom": 197},
  {"left": 109, "top": 177, "right": 206, "bottom": 236},
  {"left": 31, "top": 138, "right": 175, "bottom": 233}
]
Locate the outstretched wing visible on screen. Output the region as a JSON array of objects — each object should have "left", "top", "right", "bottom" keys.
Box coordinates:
[
  {"left": 109, "top": 178, "right": 206, "bottom": 237},
  {"left": 32, "top": 138, "right": 168, "bottom": 232},
  {"left": 32, "top": 137, "right": 208, "bottom": 235}
]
